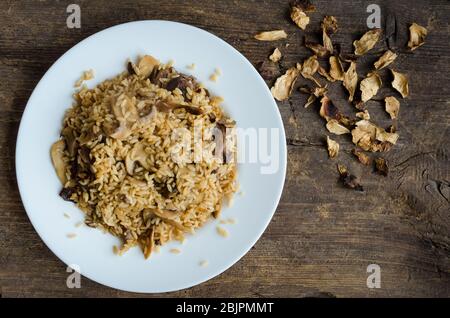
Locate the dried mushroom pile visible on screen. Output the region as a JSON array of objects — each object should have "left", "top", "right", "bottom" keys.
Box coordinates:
[{"left": 255, "top": 0, "right": 428, "bottom": 191}]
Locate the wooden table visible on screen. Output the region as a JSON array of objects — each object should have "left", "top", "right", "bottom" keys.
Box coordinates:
[{"left": 0, "top": 0, "right": 448, "bottom": 297}]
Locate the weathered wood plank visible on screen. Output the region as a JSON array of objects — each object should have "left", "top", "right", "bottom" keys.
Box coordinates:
[{"left": 0, "top": 0, "right": 449, "bottom": 297}]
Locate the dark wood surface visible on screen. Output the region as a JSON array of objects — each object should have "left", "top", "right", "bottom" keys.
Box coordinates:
[{"left": 0, "top": 0, "right": 449, "bottom": 297}]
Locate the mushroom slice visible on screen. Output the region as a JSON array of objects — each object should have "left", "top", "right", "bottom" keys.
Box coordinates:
[
  {"left": 353, "top": 29, "right": 382, "bottom": 55},
  {"left": 137, "top": 55, "right": 160, "bottom": 78},
  {"left": 337, "top": 164, "right": 364, "bottom": 192},
  {"left": 51, "top": 140, "right": 67, "bottom": 185},
  {"left": 360, "top": 72, "right": 382, "bottom": 103},
  {"left": 352, "top": 149, "right": 372, "bottom": 165},
  {"left": 374, "top": 50, "right": 398, "bottom": 70},
  {"left": 385, "top": 96, "right": 400, "bottom": 119},
  {"left": 374, "top": 157, "right": 389, "bottom": 176},
  {"left": 326, "top": 136, "right": 339, "bottom": 158},
  {"left": 125, "top": 143, "right": 150, "bottom": 175},
  {"left": 269, "top": 48, "right": 282, "bottom": 62},
  {"left": 155, "top": 100, "right": 203, "bottom": 115},
  {"left": 343, "top": 61, "right": 357, "bottom": 101},
  {"left": 109, "top": 95, "right": 139, "bottom": 140},
  {"left": 351, "top": 120, "right": 399, "bottom": 152},
  {"left": 144, "top": 208, "right": 188, "bottom": 232},
  {"left": 254, "top": 30, "right": 287, "bottom": 41},
  {"left": 326, "top": 119, "right": 350, "bottom": 135},
  {"left": 270, "top": 66, "right": 300, "bottom": 101},
  {"left": 305, "top": 42, "right": 329, "bottom": 58},
  {"left": 61, "top": 126, "right": 78, "bottom": 157},
  {"left": 391, "top": 70, "right": 409, "bottom": 98},
  {"left": 408, "top": 23, "right": 427, "bottom": 51},
  {"left": 290, "top": 6, "right": 310, "bottom": 30},
  {"left": 329, "top": 56, "right": 344, "bottom": 81},
  {"left": 143, "top": 228, "right": 154, "bottom": 259}
]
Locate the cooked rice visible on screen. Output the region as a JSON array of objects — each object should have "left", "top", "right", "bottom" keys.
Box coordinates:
[
  {"left": 216, "top": 226, "right": 229, "bottom": 238},
  {"left": 199, "top": 260, "right": 209, "bottom": 267},
  {"left": 51, "top": 55, "right": 237, "bottom": 259},
  {"left": 170, "top": 248, "right": 181, "bottom": 254}
]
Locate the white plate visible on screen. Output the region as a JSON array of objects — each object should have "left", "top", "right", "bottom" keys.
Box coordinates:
[{"left": 16, "top": 20, "right": 286, "bottom": 293}]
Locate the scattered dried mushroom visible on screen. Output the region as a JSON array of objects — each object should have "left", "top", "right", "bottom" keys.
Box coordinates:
[
  {"left": 269, "top": 48, "right": 282, "bottom": 62},
  {"left": 352, "top": 149, "right": 372, "bottom": 165},
  {"left": 385, "top": 96, "right": 400, "bottom": 120},
  {"left": 326, "top": 136, "right": 339, "bottom": 158},
  {"left": 360, "top": 72, "right": 382, "bottom": 103},
  {"left": 253, "top": 4, "right": 426, "bottom": 191},
  {"left": 374, "top": 157, "right": 389, "bottom": 176},
  {"left": 351, "top": 120, "right": 399, "bottom": 152},
  {"left": 374, "top": 50, "right": 398, "bottom": 70},
  {"left": 337, "top": 164, "right": 364, "bottom": 192},
  {"left": 271, "top": 65, "right": 300, "bottom": 101},
  {"left": 353, "top": 29, "right": 382, "bottom": 56},
  {"left": 391, "top": 69, "right": 409, "bottom": 98},
  {"left": 255, "top": 30, "right": 288, "bottom": 41},
  {"left": 408, "top": 23, "right": 427, "bottom": 51},
  {"left": 290, "top": 6, "right": 310, "bottom": 30},
  {"left": 343, "top": 61, "right": 358, "bottom": 101}
]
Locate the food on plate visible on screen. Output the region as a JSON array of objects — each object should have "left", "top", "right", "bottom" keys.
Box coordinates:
[{"left": 50, "top": 55, "right": 238, "bottom": 259}]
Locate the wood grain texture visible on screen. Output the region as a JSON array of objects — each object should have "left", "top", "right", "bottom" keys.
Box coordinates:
[{"left": 0, "top": 0, "right": 449, "bottom": 297}]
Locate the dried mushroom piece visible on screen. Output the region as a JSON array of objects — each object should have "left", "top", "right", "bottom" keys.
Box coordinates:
[
  {"left": 408, "top": 23, "right": 427, "bottom": 51},
  {"left": 301, "top": 56, "right": 321, "bottom": 86},
  {"left": 352, "top": 149, "right": 372, "bottom": 165},
  {"left": 319, "top": 96, "right": 354, "bottom": 128},
  {"left": 360, "top": 72, "right": 382, "bottom": 102},
  {"left": 329, "top": 56, "right": 344, "bottom": 81},
  {"left": 337, "top": 164, "right": 364, "bottom": 192},
  {"left": 351, "top": 120, "right": 399, "bottom": 152},
  {"left": 137, "top": 55, "right": 160, "bottom": 78},
  {"left": 125, "top": 143, "right": 151, "bottom": 175},
  {"left": 353, "top": 29, "right": 382, "bottom": 56},
  {"left": 108, "top": 95, "right": 139, "bottom": 140},
  {"left": 385, "top": 96, "right": 400, "bottom": 119},
  {"left": 326, "top": 119, "right": 350, "bottom": 135},
  {"left": 321, "top": 16, "right": 338, "bottom": 54},
  {"left": 290, "top": 6, "right": 310, "bottom": 30},
  {"left": 391, "top": 69, "right": 409, "bottom": 98},
  {"left": 270, "top": 66, "right": 300, "bottom": 101},
  {"left": 356, "top": 110, "right": 370, "bottom": 120},
  {"left": 301, "top": 86, "right": 328, "bottom": 108},
  {"left": 51, "top": 139, "right": 67, "bottom": 185},
  {"left": 305, "top": 42, "right": 329, "bottom": 58},
  {"left": 304, "top": 95, "right": 317, "bottom": 108},
  {"left": 322, "top": 16, "right": 338, "bottom": 34},
  {"left": 269, "top": 48, "right": 282, "bottom": 62},
  {"left": 318, "top": 66, "right": 335, "bottom": 82},
  {"left": 374, "top": 157, "right": 389, "bottom": 176},
  {"left": 255, "top": 30, "right": 287, "bottom": 41},
  {"left": 374, "top": 50, "right": 398, "bottom": 70},
  {"left": 326, "top": 136, "right": 339, "bottom": 158},
  {"left": 343, "top": 61, "right": 358, "bottom": 101}
]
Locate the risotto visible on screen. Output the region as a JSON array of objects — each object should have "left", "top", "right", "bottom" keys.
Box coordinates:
[{"left": 50, "top": 55, "right": 237, "bottom": 258}]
